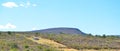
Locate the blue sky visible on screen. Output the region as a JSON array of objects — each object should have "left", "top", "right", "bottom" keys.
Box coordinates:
[{"left": 0, "top": 0, "right": 120, "bottom": 35}]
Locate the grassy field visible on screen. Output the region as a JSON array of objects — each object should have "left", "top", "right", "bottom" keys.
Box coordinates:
[
  {"left": 37, "top": 33, "right": 120, "bottom": 49},
  {"left": 0, "top": 32, "right": 59, "bottom": 51},
  {"left": 27, "top": 37, "right": 78, "bottom": 51},
  {"left": 0, "top": 32, "right": 120, "bottom": 51}
]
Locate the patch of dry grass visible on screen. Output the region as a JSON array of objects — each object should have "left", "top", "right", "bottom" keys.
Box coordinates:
[
  {"left": 61, "top": 48, "right": 78, "bottom": 51},
  {"left": 27, "top": 37, "right": 78, "bottom": 51},
  {"left": 27, "top": 37, "right": 120, "bottom": 51},
  {"left": 79, "top": 49, "right": 120, "bottom": 51}
]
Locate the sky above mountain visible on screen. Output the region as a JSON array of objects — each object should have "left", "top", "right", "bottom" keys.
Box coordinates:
[{"left": 0, "top": 0, "right": 120, "bottom": 35}]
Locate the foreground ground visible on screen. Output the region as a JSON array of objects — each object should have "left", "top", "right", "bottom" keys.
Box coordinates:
[{"left": 0, "top": 32, "right": 120, "bottom": 51}]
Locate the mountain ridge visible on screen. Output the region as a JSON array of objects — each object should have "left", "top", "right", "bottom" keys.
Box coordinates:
[{"left": 31, "top": 27, "right": 86, "bottom": 35}]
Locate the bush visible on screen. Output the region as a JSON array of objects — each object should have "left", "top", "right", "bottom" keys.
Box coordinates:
[
  {"left": 8, "top": 31, "right": 12, "bottom": 35},
  {"left": 10, "top": 43, "right": 18, "bottom": 49},
  {"left": 37, "top": 46, "right": 42, "bottom": 49},
  {"left": 24, "top": 45, "right": 29, "bottom": 48},
  {"left": 102, "top": 34, "right": 106, "bottom": 38},
  {"left": 10, "top": 48, "right": 18, "bottom": 51},
  {"left": 26, "top": 50, "right": 29, "bottom": 51},
  {"left": 0, "top": 32, "right": 1, "bottom": 35}
]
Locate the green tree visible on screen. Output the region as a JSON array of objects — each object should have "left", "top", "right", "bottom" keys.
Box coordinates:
[
  {"left": 88, "top": 33, "right": 93, "bottom": 36},
  {"left": 95, "top": 35, "right": 101, "bottom": 37},
  {"left": 10, "top": 43, "right": 18, "bottom": 49},
  {"left": 0, "top": 32, "right": 1, "bottom": 35},
  {"left": 8, "top": 31, "right": 12, "bottom": 35},
  {"left": 102, "top": 34, "right": 106, "bottom": 38},
  {"left": 24, "top": 45, "right": 29, "bottom": 48},
  {"left": 35, "top": 33, "right": 39, "bottom": 37}
]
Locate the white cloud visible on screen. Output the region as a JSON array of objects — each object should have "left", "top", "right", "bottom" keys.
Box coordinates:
[
  {"left": 0, "top": 23, "right": 16, "bottom": 29},
  {"left": 1, "top": 1, "right": 37, "bottom": 8},
  {"left": 19, "top": 4, "right": 24, "bottom": 7},
  {"left": 2, "top": 2, "right": 18, "bottom": 8},
  {"left": 32, "top": 27, "right": 38, "bottom": 30},
  {"left": 32, "top": 4, "right": 37, "bottom": 7},
  {"left": 21, "top": 1, "right": 37, "bottom": 8},
  {"left": 26, "top": 1, "right": 30, "bottom": 6}
]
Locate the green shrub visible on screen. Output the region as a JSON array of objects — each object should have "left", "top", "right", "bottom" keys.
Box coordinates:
[
  {"left": 24, "top": 45, "right": 29, "bottom": 48},
  {"left": 0, "top": 32, "right": 1, "bottom": 35},
  {"left": 26, "top": 50, "right": 29, "bottom": 51},
  {"left": 8, "top": 31, "right": 12, "bottom": 35},
  {"left": 102, "top": 34, "right": 106, "bottom": 38},
  {"left": 10, "top": 48, "right": 18, "bottom": 51},
  {"left": 10, "top": 43, "right": 18, "bottom": 49},
  {"left": 37, "top": 46, "right": 43, "bottom": 49}
]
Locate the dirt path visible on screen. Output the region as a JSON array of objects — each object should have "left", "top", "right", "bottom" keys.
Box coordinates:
[{"left": 27, "top": 37, "right": 78, "bottom": 51}]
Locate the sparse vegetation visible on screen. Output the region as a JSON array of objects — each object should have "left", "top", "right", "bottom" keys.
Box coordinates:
[
  {"left": 8, "top": 31, "right": 12, "bottom": 35},
  {"left": 37, "top": 33, "right": 120, "bottom": 50},
  {"left": 0, "top": 32, "right": 59, "bottom": 51},
  {"left": 24, "top": 45, "right": 29, "bottom": 48},
  {"left": 0, "top": 32, "right": 120, "bottom": 51}
]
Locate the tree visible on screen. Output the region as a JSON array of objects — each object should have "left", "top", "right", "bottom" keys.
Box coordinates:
[
  {"left": 88, "top": 33, "right": 93, "bottom": 36},
  {"left": 10, "top": 43, "right": 18, "bottom": 49},
  {"left": 102, "top": 34, "right": 106, "bottom": 38},
  {"left": 35, "top": 33, "right": 39, "bottom": 37},
  {"left": 24, "top": 45, "right": 29, "bottom": 48},
  {"left": 60, "top": 32, "right": 64, "bottom": 34},
  {"left": 95, "top": 35, "right": 101, "bottom": 37},
  {"left": 0, "top": 32, "right": 1, "bottom": 35},
  {"left": 8, "top": 31, "right": 12, "bottom": 35}
]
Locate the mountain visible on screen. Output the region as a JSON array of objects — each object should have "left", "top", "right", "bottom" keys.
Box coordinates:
[{"left": 31, "top": 27, "right": 86, "bottom": 35}]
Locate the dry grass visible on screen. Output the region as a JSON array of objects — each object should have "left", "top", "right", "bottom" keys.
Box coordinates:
[
  {"left": 61, "top": 48, "right": 78, "bottom": 51},
  {"left": 27, "top": 36, "right": 78, "bottom": 51},
  {"left": 79, "top": 49, "right": 120, "bottom": 51},
  {"left": 27, "top": 36, "right": 120, "bottom": 51}
]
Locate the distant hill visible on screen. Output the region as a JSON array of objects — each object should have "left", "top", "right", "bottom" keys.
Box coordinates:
[{"left": 31, "top": 27, "right": 86, "bottom": 35}]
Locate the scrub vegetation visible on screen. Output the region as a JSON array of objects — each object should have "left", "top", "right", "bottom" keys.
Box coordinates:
[{"left": 0, "top": 32, "right": 120, "bottom": 51}]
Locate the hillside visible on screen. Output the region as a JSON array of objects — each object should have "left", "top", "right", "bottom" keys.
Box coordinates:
[
  {"left": 27, "top": 36, "right": 78, "bottom": 51},
  {"left": 31, "top": 27, "right": 85, "bottom": 35},
  {"left": 0, "top": 32, "right": 120, "bottom": 51},
  {"left": 37, "top": 34, "right": 120, "bottom": 50},
  {"left": 0, "top": 32, "right": 59, "bottom": 51}
]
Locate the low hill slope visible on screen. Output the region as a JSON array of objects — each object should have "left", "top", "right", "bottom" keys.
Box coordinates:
[
  {"left": 27, "top": 36, "right": 78, "bottom": 51},
  {"left": 0, "top": 33, "right": 59, "bottom": 51},
  {"left": 38, "top": 34, "right": 120, "bottom": 50}
]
